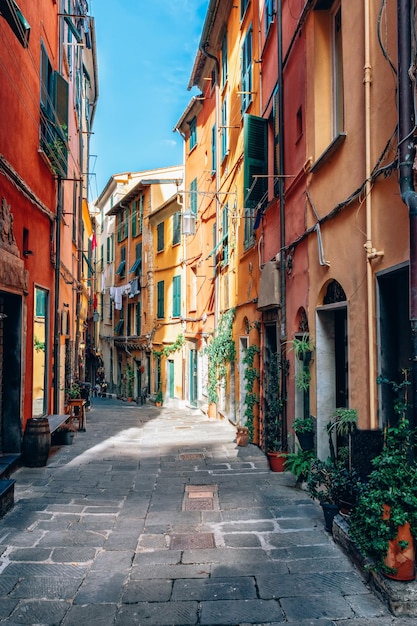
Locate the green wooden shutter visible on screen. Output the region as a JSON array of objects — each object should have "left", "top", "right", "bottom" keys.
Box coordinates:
[
  {"left": 243, "top": 114, "right": 268, "bottom": 208},
  {"left": 157, "top": 280, "right": 165, "bottom": 318},
  {"left": 190, "top": 178, "right": 197, "bottom": 215},
  {"left": 131, "top": 201, "right": 137, "bottom": 237},
  {"left": 173, "top": 212, "right": 181, "bottom": 245},
  {"left": 173, "top": 275, "right": 181, "bottom": 317}
]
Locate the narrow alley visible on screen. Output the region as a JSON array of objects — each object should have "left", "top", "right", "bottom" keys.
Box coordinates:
[{"left": 0, "top": 398, "right": 413, "bottom": 626}]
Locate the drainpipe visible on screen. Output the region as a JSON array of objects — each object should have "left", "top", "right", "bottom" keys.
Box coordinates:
[
  {"left": 364, "top": 0, "right": 376, "bottom": 428},
  {"left": 277, "top": 0, "right": 287, "bottom": 444},
  {"left": 201, "top": 44, "right": 221, "bottom": 333},
  {"left": 397, "top": 0, "right": 417, "bottom": 430},
  {"left": 53, "top": 177, "right": 62, "bottom": 414}
]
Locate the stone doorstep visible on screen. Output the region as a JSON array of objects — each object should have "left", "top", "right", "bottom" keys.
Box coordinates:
[
  {"left": 0, "top": 478, "right": 15, "bottom": 518},
  {"left": 333, "top": 514, "right": 417, "bottom": 617}
]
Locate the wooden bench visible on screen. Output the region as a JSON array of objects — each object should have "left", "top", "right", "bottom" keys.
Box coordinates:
[{"left": 47, "top": 414, "right": 71, "bottom": 434}]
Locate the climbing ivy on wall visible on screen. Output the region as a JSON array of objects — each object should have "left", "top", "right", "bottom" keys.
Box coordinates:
[
  {"left": 243, "top": 344, "right": 260, "bottom": 442},
  {"left": 205, "top": 308, "right": 236, "bottom": 404}
]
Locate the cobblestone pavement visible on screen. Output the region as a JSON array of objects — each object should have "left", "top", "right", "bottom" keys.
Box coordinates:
[{"left": 0, "top": 397, "right": 414, "bottom": 625}]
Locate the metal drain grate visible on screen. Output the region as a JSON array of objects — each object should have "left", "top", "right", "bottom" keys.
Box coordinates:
[
  {"left": 170, "top": 533, "right": 215, "bottom": 550},
  {"left": 179, "top": 452, "right": 205, "bottom": 460},
  {"left": 184, "top": 498, "right": 214, "bottom": 511}
]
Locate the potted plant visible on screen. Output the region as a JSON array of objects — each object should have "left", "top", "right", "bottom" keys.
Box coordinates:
[
  {"left": 125, "top": 365, "right": 135, "bottom": 401},
  {"left": 292, "top": 416, "right": 315, "bottom": 451},
  {"left": 52, "top": 420, "right": 77, "bottom": 445},
  {"left": 307, "top": 457, "right": 363, "bottom": 531},
  {"left": 236, "top": 426, "right": 249, "bottom": 447},
  {"left": 284, "top": 446, "right": 315, "bottom": 483},
  {"left": 67, "top": 382, "right": 81, "bottom": 400},
  {"left": 155, "top": 388, "right": 163, "bottom": 407},
  {"left": 348, "top": 418, "right": 417, "bottom": 580}
]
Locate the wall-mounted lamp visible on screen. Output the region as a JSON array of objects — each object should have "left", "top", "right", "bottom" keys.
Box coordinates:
[
  {"left": 182, "top": 211, "right": 196, "bottom": 235},
  {"left": 23, "top": 250, "right": 34, "bottom": 257}
]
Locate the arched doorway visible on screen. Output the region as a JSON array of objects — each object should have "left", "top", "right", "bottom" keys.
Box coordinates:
[{"left": 316, "top": 280, "right": 348, "bottom": 459}]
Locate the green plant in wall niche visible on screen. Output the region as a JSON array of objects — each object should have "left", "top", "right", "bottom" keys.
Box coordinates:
[
  {"left": 243, "top": 344, "right": 260, "bottom": 442},
  {"left": 204, "top": 308, "right": 236, "bottom": 405}
]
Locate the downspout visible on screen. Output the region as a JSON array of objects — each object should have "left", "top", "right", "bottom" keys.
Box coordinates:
[
  {"left": 53, "top": 177, "right": 62, "bottom": 414},
  {"left": 277, "top": 0, "right": 287, "bottom": 444},
  {"left": 398, "top": 0, "right": 417, "bottom": 429},
  {"left": 201, "top": 44, "right": 220, "bottom": 333},
  {"left": 364, "top": 0, "right": 377, "bottom": 428}
]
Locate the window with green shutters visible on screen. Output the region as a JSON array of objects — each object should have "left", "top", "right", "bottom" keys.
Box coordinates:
[
  {"left": 221, "top": 98, "right": 228, "bottom": 160},
  {"left": 189, "top": 117, "right": 197, "bottom": 150},
  {"left": 222, "top": 204, "right": 229, "bottom": 266},
  {"left": 129, "top": 242, "right": 142, "bottom": 275},
  {"left": 157, "top": 222, "right": 164, "bottom": 252},
  {"left": 190, "top": 178, "right": 197, "bottom": 215},
  {"left": 135, "top": 302, "right": 141, "bottom": 336},
  {"left": 118, "top": 209, "right": 128, "bottom": 241},
  {"left": 211, "top": 125, "right": 217, "bottom": 174},
  {"left": 265, "top": 0, "right": 274, "bottom": 33},
  {"left": 241, "top": 27, "right": 253, "bottom": 114},
  {"left": 157, "top": 280, "right": 165, "bottom": 318},
  {"left": 221, "top": 32, "right": 228, "bottom": 87},
  {"left": 131, "top": 200, "right": 137, "bottom": 237},
  {"left": 116, "top": 246, "right": 126, "bottom": 278},
  {"left": 138, "top": 194, "right": 144, "bottom": 233},
  {"left": 243, "top": 113, "right": 268, "bottom": 249},
  {"left": 173, "top": 212, "right": 181, "bottom": 245},
  {"left": 173, "top": 275, "right": 181, "bottom": 317}
]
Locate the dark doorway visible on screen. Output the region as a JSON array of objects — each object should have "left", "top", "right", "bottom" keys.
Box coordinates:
[{"left": 377, "top": 266, "right": 411, "bottom": 426}]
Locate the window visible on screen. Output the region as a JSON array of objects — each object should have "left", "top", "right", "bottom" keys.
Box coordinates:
[
  {"left": 313, "top": 2, "right": 345, "bottom": 159},
  {"left": 221, "top": 98, "right": 228, "bottom": 160},
  {"left": 190, "top": 178, "right": 197, "bottom": 215},
  {"left": 241, "top": 27, "right": 253, "bottom": 113},
  {"left": 106, "top": 234, "right": 114, "bottom": 263},
  {"left": 241, "top": 0, "right": 250, "bottom": 20},
  {"left": 157, "top": 280, "right": 165, "bottom": 318},
  {"left": 173, "top": 212, "right": 181, "bottom": 245},
  {"left": 211, "top": 125, "right": 217, "bottom": 174},
  {"left": 131, "top": 201, "right": 137, "bottom": 237},
  {"left": 116, "top": 246, "right": 126, "bottom": 277},
  {"left": 117, "top": 209, "right": 128, "bottom": 241},
  {"left": 135, "top": 302, "right": 141, "bottom": 336},
  {"left": 40, "top": 43, "right": 69, "bottom": 177},
  {"left": 190, "top": 266, "right": 197, "bottom": 312},
  {"left": 243, "top": 114, "right": 268, "bottom": 248},
  {"left": 222, "top": 204, "right": 229, "bottom": 266},
  {"left": 0, "top": 0, "right": 30, "bottom": 47},
  {"left": 173, "top": 275, "right": 181, "bottom": 318},
  {"left": 273, "top": 87, "right": 280, "bottom": 195},
  {"left": 127, "top": 303, "right": 134, "bottom": 336},
  {"left": 157, "top": 222, "right": 164, "bottom": 252},
  {"left": 265, "top": 0, "right": 274, "bottom": 33},
  {"left": 189, "top": 117, "right": 197, "bottom": 150},
  {"left": 100, "top": 243, "right": 104, "bottom": 272},
  {"left": 129, "top": 242, "right": 142, "bottom": 275},
  {"left": 221, "top": 32, "right": 228, "bottom": 87},
  {"left": 138, "top": 194, "right": 144, "bottom": 233},
  {"left": 332, "top": 5, "right": 344, "bottom": 136}
]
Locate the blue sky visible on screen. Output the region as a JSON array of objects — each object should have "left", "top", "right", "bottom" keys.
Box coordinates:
[{"left": 88, "top": 0, "right": 208, "bottom": 198}]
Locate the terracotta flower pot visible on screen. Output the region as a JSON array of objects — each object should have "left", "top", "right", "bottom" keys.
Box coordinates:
[
  {"left": 383, "top": 504, "right": 415, "bottom": 581},
  {"left": 267, "top": 451, "right": 287, "bottom": 472},
  {"left": 236, "top": 427, "right": 249, "bottom": 446}
]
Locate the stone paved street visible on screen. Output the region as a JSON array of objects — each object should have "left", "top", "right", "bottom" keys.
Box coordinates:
[{"left": 0, "top": 397, "right": 414, "bottom": 625}]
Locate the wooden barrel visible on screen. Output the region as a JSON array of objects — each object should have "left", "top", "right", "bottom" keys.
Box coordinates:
[{"left": 22, "top": 418, "right": 51, "bottom": 467}]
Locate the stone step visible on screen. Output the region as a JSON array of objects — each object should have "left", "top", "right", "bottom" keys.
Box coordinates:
[{"left": 0, "top": 479, "right": 15, "bottom": 518}]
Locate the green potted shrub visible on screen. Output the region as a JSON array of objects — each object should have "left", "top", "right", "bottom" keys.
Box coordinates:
[
  {"left": 283, "top": 446, "right": 315, "bottom": 483},
  {"left": 292, "top": 416, "right": 315, "bottom": 451},
  {"left": 307, "top": 457, "right": 363, "bottom": 531},
  {"left": 155, "top": 388, "right": 163, "bottom": 407},
  {"left": 348, "top": 418, "right": 417, "bottom": 580}
]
